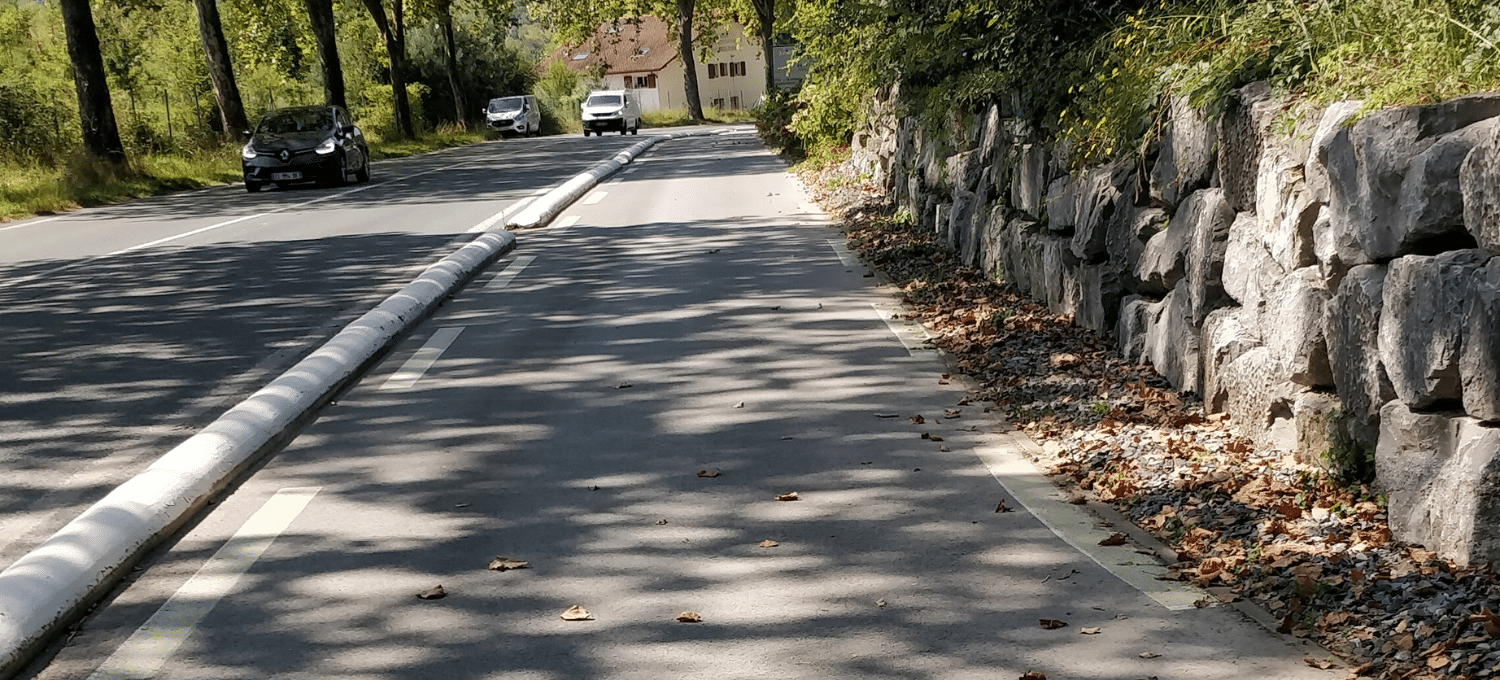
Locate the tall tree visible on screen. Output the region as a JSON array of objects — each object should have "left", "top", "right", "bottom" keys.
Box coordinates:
[
  {"left": 673, "top": 0, "right": 704, "bottom": 120},
  {"left": 58, "top": 0, "right": 125, "bottom": 162},
  {"left": 363, "top": 0, "right": 416, "bottom": 138},
  {"left": 746, "top": 0, "right": 775, "bottom": 94},
  {"left": 189, "top": 0, "right": 250, "bottom": 137},
  {"left": 433, "top": 0, "right": 465, "bottom": 126},
  {"left": 303, "top": 0, "right": 346, "bottom": 107}
]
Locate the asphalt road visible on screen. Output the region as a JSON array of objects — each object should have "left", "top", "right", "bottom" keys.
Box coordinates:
[
  {"left": 20, "top": 131, "right": 1336, "bottom": 680},
  {"left": 0, "top": 133, "right": 647, "bottom": 572}
]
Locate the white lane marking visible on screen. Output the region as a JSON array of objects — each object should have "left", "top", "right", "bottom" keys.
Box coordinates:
[
  {"left": 0, "top": 216, "right": 60, "bottom": 232},
  {"left": 622, "top": 167, "right": 638, "bottom": 175},
  {"left": 871, "top": 302, "right": 938, "bottom": 357},
  {"left": 972, "top": 436, "right": 1204, "bottom": 610},
  {"left": 466, "top": 196, "right": 537, "bottom": 234},
  {"left": 86, "top": 487, "right": 321, "bottom": 680},
  {"left": 380, "top": 326, "right": 465, "bottom": 390},
  {"left": 552, "top": 215, "right": 581, "bottom": 233},
  {"left": 582, "top": 191, "right": 606, "bottom": 205},
  {"left": 827, "top": 239, "right": 860, "bottom": 267},
  {"left": 605, "top": 177, "right": 623, "bottom": 186},
  {"left": 484, "top": 255, "right": 537, "bottom": 290}
]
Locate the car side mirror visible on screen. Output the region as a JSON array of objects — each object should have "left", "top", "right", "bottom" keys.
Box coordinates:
[
  {"left": 241, "top": 129, "right": 252, "bottom": 138},
  {"left": 341, "top": 124, "right": 356, "bottom": 135}
]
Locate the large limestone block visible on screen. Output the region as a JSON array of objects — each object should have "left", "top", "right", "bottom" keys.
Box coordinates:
[
  {"left": 1379, "top": 249, "right": 1490, "bottom": 409},
  {"left": 1377, "top": 401, "right": 1500, "bottom": 566},
  {"left": 1011, "top": 144, "right": 1049, "bottom": 220},
  {"left": 1461, "top": 260, "right": 1500, "bottom": 421},
  {"left": 1312, "top": 204, "right": 1366, "bottom": 291},
  {"left": 1254, "top": 145, "right": 1319, "bottom": 270},
  {"left": 1323, "top": 95, "right": 1500, "bottom": 260},
  {"left": 1042, "top": 236, "right": 1082, "bottom": 316},
  {"left": 1136, "top": 212, "right": 1190, "bottom": 295},
  {"left": 1046, "top": 175, "right": 1078, "bottom": 232},
  {"left": 1145, "top": 281, "right": 1204, "bottom": 394},
  {"left": 1293, "top": 391, "right": 1341, "bottom": 469},
  {"left": 1181, "top": 188, "right": 1236, "bottom": 324},
  {"left": 1217, "top": 82, "right": 1276, "bottom": 213},
  {"left": 1306, "top": 100, "right": 1363, "bottom": 204},
  {"left": 1150, "top": 96, "right": 1217, "bottom": 209},
  {"left": 1116, "top": 295, "right": 1159, "bottom": 364},
  {"left": 1203, "top": 307, "right": 1260, "bottom": 413},
  {"left": 981, "top": 205, "right": 1010, "bottom": 280},
  {"left": 1219, "top": 346, "right": 1301, "bottom": 453},
  {"left": 1077, "top": 263, "right": 1124, "bottom": 336},
  {"left": 1003, "top": 220, "right": 1042, "bottom": 296},
  {"left": 1461, "top": 119, "right": 1500, "bottom": 254},
  {"left": 1107, "top": 203, "right": 1167, "bottom": 293},
  {"left": 1071, "top": 162, "right": 1132, "bottom": 262},
  {"left": 1264, "top": 266, "right": 1334, "bottom": 387},
  {"left": 1222, "top": 211, "right": 1282, "bottom": 328},
  {"left": 1326, "top": 264, "right": 1396, "bottom": 450}
]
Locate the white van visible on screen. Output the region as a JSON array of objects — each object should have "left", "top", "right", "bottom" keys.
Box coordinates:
[
  {"left": 485, "top": 95, "right": 541, "bottom": 136},
  {"left": 580, "top": 90, "right": 641, "bottom": 136}
]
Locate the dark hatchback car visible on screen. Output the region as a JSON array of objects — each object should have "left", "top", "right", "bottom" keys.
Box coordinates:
[{"left": 241, "top": 105, "right": 370, "bottom": 192}]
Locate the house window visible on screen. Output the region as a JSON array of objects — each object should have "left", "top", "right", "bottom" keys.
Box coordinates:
[
  {"left": 739, "top": 61, "right": 747, "bottom": 76},
  {"left": 731, "top": 96, "right": 740, "bottom": 109},
  {"left": 647, "top": 74, "right": 657, "bottom": 88},
  {"left": 712, "top": 98, "right": 725, "bottom": 109},
  {"left": 708, "top": 63, "right": 717, "bottom": 79},
  {"left": 635, "top": 76, "right": 649, "bottom": 88}
]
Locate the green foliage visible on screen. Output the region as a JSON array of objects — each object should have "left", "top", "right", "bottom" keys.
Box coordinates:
[
  {"left": 406, "top": 14, "right": 536, "bottom": 126},
  {"left": 534, "top": 59, "right": 597, "bottom": 134},
  {"left": 1320, "top": 408, "right": 1376, "bottom": 486},
  {"left": 753, "top": 87, "right": 802, "bottom": 155}
]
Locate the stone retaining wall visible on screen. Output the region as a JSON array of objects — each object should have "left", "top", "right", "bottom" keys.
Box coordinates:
[{"left": 848, "top": 83, "right": 1500, "bottom": 565}]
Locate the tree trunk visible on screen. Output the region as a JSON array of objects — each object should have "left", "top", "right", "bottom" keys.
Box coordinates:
[
  {"left": 362, "top": 0, "right": 416, "bottom": 138},
  {"left": 189, "top": 0, "right": 250, "bottom": 139},
  {"left": 675, "top": 0, "right": 704, "bottom": 121},
  {"left": 438, "top": 0, "right": 465, "bottom": 128},
  {"left": 753, "top": 0, "right": 776, "bottom": 95},
  {"left": 58, "top": 0, "right": 125, "bottom": 163},
  {"left": 303, "top": 0, "right": 346, "bottom": 108}
]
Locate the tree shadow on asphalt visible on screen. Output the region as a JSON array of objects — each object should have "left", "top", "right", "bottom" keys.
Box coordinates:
[{"left": 50, "top": 209, "right": 1329, "bottom": 679}]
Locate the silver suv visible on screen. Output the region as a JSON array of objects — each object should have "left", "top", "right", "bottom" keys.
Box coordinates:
[{"left": 581, "top": 90, "right": 641, "bottom": 136}]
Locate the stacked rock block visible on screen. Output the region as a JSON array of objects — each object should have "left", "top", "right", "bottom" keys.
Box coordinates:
[{"left": 846, "top": 84, "right": 1500, "bottom": 565}]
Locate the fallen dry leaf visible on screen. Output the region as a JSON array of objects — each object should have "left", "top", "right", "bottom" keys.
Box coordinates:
[
  {"left": 1039, "top": 618, "right": 1068, "bottom": 630},
  {"left": 697, "top": 470, "right": 721, "bottom": 478},
  {"left": 876, "top": 599, "right": 887, "bottom": 607},
  {"left": 734, "top": 402, "right": 745, "bottom": 409},
  {"left": 909, "top": 415, "right": 926, "bottom": 424},
  {"left": 940, "top": 446, "right": 950, "bottom": 452},
  {"left": 656, "top": 519, "right": 669, "bottom": 525},
  {"left": 759, "top": 539, "right": 780, "bottom": 548},
  {"left": 454, "top": 502, "right": 470, "bottom": 508},
  {"left": 996, "top": 499, "right": 1014, "bottom": 513},
  {"left": 1080, "top": 627, "right": 1101, "bottom": 635},
  {"left": 560, "top": 605, "right": 594, "bottom": 621},
  {"left": 1019, "top": 673, "right": 1047, "bottom": 680},
  {"left": 416, "top": 585, "right": 447, "bottom": 600},
  {"left": 876, "top": 413, "right": 899, "bottom": 418},
  {"left": 615, "top": 383, "right": 633, "bottom": 389},
  {"left": 1139, "top": 652, "right": 1160, "bottom": 659},
  {"left": 676, "top": 611, "right": 702, "bottom": 623},
  {"left": 775, "top": 492, "right": 800, "bottom": 501},
  {"left": 488, "top": 557, "right": 530, "bottom": 571},
  {"left": 1098, "top": 533, "right": 1129, "bottom": 546}
]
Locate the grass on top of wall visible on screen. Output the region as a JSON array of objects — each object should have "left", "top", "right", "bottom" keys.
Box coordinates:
[{"left": 642, "top": 107, "right": 755, "bottom": 128}]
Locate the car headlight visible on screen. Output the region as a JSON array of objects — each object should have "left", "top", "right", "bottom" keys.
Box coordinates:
[
  {"left": 315, "top": 137, "right": 337, "bottom": 155},
  {"left": 241, "top": 144, "right": 257, "bottom": 160}
]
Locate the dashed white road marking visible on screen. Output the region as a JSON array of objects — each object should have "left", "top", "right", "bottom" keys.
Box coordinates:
[
  {"left": 582, "top": 191, "right": 607, "bottom": 205},
  {"left": 623, "top": 167, "right": 638, "bottom": 174},
  {"left": 0, "top": 216, "right": 60, "bottom": 232},
  {"left": 484, "top": 255, "right": 537, "bottom": 290},
  {"left": 85, "top": 487, "right": 322, "bottom": 680},
  {"left": 605, "top": 177, "right": 623, "bottom": 186},
  {"left": 827, "top": 239, "right": 860, "bottom": 267},
  {"left": 871, "top": 302, "right": 938, "bottom": 357},
  {"left": 380, "top": 326, "right": 465, "bottom": 390},
  {"left": 552, "top": 215, "right": 582, "bottom": 233}
]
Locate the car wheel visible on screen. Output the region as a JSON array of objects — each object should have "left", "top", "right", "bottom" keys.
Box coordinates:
[
  {"left": 355, "top": 157, "right": 370, "bottom": 183},
  {"left": 583, "top": 129, "right": 591, "bottom": 137},
  {"left": 630, "top": 121, "right": 638, "bottom": 135},
  {"left": 245, "top": 181, "right": 262, "bottom": 193}
]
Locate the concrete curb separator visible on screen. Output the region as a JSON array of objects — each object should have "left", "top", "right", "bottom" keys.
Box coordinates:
[
  {"left": 0, "top": 127, "right": 718, "bottom": 678},
  {"left": 0, "top": 233, "right": 524, "bottom": 677}
]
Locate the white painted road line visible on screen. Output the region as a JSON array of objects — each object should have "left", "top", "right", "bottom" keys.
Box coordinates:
[
  {"left": 623, "top": 167, "right": 638, "bottom": 174},
  {"left": 380, "top": 326, "right": 465, "bottom": 390},
  {"left": 85, "top": 487, "right": 321, "bottom": 680},
  {"left": 582, "top": 191, "right": 606, "bottom": 205},
  {"left": 827, "top": 239, "right": 860, "bottom": 267},
  {"left": 484, "top": 255, "right": 537, "bottom": 290},
  {"left": 872, "top": 302, "right": 938, "bottom": 356},
  {"left": 553, "top": 215, "right": 582, "bottom": 233},
  {"left": 0, "top": 216, "right": 60, "bottom": 232}
]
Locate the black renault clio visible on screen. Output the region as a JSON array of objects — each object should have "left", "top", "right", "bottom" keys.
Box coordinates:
[{"left": 241, "top": 105, "right": 370, "bottom": 192}]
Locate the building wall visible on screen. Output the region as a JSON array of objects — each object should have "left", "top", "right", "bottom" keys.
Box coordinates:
[{"left": 608, "top": 27, "right": 770, "bottom": 113}]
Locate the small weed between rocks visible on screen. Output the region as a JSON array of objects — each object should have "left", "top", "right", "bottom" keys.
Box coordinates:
[{"left": 798, "top": 158, "right": 1500, "bottom": 680}]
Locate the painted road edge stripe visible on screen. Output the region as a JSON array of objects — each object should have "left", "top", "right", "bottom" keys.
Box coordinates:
[
  {"left": 871, "top": 302, "right": 938, "bottom": 356},
  {"left": 381, "top": 327, "right": 465, "bottom": 390},
  {"left": 827, "top": 239, "right": 860, "bottom": 267},
  {"left": 86, "top": 488, "right": 321, "bottom": 680},
  {"left": 484, "top": 255, "right": 537, "bottom": 290}
]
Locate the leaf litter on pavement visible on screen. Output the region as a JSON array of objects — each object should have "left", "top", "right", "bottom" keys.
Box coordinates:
[{"left": 799, "top": 163, "right": 1500, "bottom": 680}]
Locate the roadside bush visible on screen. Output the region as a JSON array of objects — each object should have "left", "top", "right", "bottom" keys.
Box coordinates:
[
  {"left": 754, "top": 88, "right": 803, "bottom": 157},
  {"left": 535, "top": 60, "right": 596, "bottom": 135}
]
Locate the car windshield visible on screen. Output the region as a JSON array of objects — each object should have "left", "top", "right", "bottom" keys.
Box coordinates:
[
  {"left": 585, "top": 94, "right": 622, "bottom": 108},
  {"left": 258, "top": 109, "right": 332, "bottom": 135},
  {"left": 488, "top": 97, "right": 525, "bottom": 113}
]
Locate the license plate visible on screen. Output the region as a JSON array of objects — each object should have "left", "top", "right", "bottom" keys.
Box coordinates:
[{"left": 271, "top": 171, "right": 302, "bottom": 181}]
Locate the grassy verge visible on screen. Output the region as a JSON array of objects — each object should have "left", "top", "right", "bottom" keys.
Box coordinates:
[
  {"left": 642, "top": 107, "right": 755, "bottom": 128},
  {"left": 0, "top": 128, "right": 491, "bottom": 223}
]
